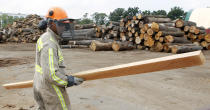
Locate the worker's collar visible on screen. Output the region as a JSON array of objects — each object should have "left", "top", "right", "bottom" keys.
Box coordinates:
[{"left": 47, "top": 28, "right": 61, "bottom": 42}]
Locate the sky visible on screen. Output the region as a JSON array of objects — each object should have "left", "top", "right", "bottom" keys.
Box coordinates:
[{"left": 0, "top": 0, "right": 209, "bottom": 19}]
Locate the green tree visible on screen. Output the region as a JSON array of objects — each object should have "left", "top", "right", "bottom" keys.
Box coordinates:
[
  {"left": 167, "top": 6, "right": 186, "bottom": 20},
  {"left": 141, "top": 10, "right": 151, "bottom": 15},
  {"left": 109, "top": 8, "right": 125, "bottom": 22},
  {"left": 77, "top": 13, "right": 93, "bottom": 24},
  {"left": 0, "top": 14, "right": 22, "bottom": 28},
  {"left": 152, "top": 10, "right": 167, "bottom": 16},
  {"left": 123, "top": 7, "right": 140, "bottom": 17},
  {"left": 91, "top": 12, "right": 107, "bottom": 25}
]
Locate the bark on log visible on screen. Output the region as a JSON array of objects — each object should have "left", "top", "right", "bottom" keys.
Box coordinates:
[
  {"left": 158, "top": 24, "right": 181, "bottom": 32},
  {"left": 165, "top": 35, "right": 191, "bottom": 43},
  {"left": 71, "top": 36, "right": 101, "bottom": 40},
  {"left": 112, "top": 41, "right": 134, "bottom": 51},
  {"left": 120, "top": 27, "right": 127, "bottom": 32},
  {"left": 144, "top": 17, "right": 171, "bottom": 23},
  {"left": 171, "top": 44, "right": 202, "bottom": 54},
  {"left": 61, "top": 45, "right": 89, "bottom": 49},
  {"left": 159, "top": 31, "right": 185, "bottom": 37},
  {"left": 75, "top": 24, "right": 96, "bottom": 30},
  {"left": 200, "top": 30, "right": 206, "bottom": 34},
  {"left": 69, "top": 40, "right": 93, "bottom": 45},
  {"left": 175, "top": 19, "right": 196, "bottom": 28},
  {"left": 136, "top": 45, "right": 146, "bottom": 50},
  {"left": 158, "top": 23, "right": 175, "bottom": 27},
  {"left": 143, "top": 15, "right": 167, "bottom": 18},
  {"left": 90, "top": 40, "right": 113, "bottom": 51},
  {"left": 74, "top": 28, "right": 96, "bottom": 37},
  {"left": 109, "top": 21, "right": 120, "bottom": 26}
]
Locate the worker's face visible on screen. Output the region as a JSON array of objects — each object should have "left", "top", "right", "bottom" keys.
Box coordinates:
[
  {"left": 50, "top": 22, "right": 58, "bottom": 34},
  {"left": 55, "top": 20, "right": 71, "bottom": 37}
]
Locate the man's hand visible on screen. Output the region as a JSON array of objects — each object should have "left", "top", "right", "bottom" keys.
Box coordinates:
[
  {"left": 74, "top": 77, "right": 84, "bottom": 85},
  {"left": 67, "top": 75, "right": 84, "bottom": 87}
]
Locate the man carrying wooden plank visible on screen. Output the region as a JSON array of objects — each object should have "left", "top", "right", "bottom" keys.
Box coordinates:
[{"left": 34, "top": 7, "right": 84, "bottom": 110}]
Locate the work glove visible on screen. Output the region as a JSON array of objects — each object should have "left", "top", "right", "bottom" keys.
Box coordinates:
[{"left": 67, "top": 75, "right": 84, "bottom": 87}]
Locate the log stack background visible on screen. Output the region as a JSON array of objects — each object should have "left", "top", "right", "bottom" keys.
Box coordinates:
[
  {"left": 0, "top": 14, "right": 45, "bottom": 43},
  {"left": 93, "top": 14, "right": 210, "bottom": 53},
  {"left": 0, "top": 14, "right": 209, "bottom": 54}
]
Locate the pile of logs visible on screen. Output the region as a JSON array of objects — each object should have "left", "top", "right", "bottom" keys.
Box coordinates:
[
  {"left": 93, "top": 15, "right": 209, "bottom": 53},
  {"left": 0, "top": 14, "right": 45, "bottom": 43},
  {"left": 63, "top": 23, "right": 102, "bottom": 48},
  {"left": 175, "top": 19, "right": 210, "bottom": 50}
]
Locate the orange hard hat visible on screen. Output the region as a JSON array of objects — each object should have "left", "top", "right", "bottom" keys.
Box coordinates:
[{"left": 46, "top": 7, "right": 68, "bottom": 20}]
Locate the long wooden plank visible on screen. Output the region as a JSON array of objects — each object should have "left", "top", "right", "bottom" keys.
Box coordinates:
[
  {"left": 2, "top": 51, "right": 205, "bottom": 89},
  {"left": 3, "top": 80, "right": 33, "bottom": 89}
]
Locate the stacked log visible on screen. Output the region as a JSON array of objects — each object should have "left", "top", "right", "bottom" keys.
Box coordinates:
[
  {"left": 175, "top": 19, "right": 210, "bottom": 50},
  {"left": 74, "top": 23, "right": 96, "bottom": 30},
  {"left": 0, "top": 14, "right": 45, "bottom": 43},
  {"left": 90, "top": 40, "right": 113, "bottom": 51},
  {"left": 67, "top": 24, "right": 101, "bottom": 48},
  {"left": 94, "top": 15, "right": 206, "bottom": 53}
]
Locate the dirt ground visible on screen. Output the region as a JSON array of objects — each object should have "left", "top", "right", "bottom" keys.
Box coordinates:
[{"left": 0, "top": 43, "right": 210, "bottom": 110}]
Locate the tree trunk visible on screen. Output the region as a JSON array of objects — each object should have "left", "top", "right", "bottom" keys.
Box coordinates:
[
  {"left": 109, "top": 21, "right": 120, "bottom": 26},
  {"left": 144, "top": 17, "right": 171, "bottom": 23},
  {"left": 75, "top": 24, "right": 96, "bottom": 30},
  {"left": 69, "top": 40, "right": 93, "bottom": 45},
  {"left": 147, "top": 28, "right": 154, "bottom": 36},
  {"left": 171, "top": 44, "right": 202, "bottom": 54},
  {"left": 136, "top": 45, "right": 146, "bottom": 50},
  {"left": 159, "top": 31, "right": 185, "bottom": 36},
  {"left": 140, "top": 28, "right": 146, "bottom": 34},
  {"left": 184, "top": 26, "right": 190, "bottom": 32},
  {"left": 90, "top": 40, "right": 113, "bottom": 51},
  {"left": 112, "top": 41, "right": 134, "bottom": 51},
  {"left": 204, "top": 34, "right": 210, "bottom": 43},
  {"left": 144, "top": 37, "right": 155, "bottom": 47},
  {"left": 159, "top": 37, "right": 164, "bottom": 43},
  {"left": 135, "top": 36, "right": 142, "bottom": 44},
  {"left": 201, "top": 41, "right": 208, "bottom": 48},
  {"left": 61, "top": 45, "right": 88, "bottom": 49},
  {"left": 159, "top": 24, "right": 181, "bottom": 32},
  {"left": 152, "top": 42, "right": 163, "bottom": 52},
  {"left": 189, "top": 26, "right": 196, "bottom": 33},
  {"left": 158, "top": 23, "right": 175, "bottom": 27},
  {"left": 139, "top": 21, "right": 144, "bottom": 28},
  {"left": 175, "top": 19, "right": 196, "bottom": 28},
  {"left": 155, "top": 34, "right": 160, "bottom": 40},
  {"left": 165, "top": 35, "right": 191, "bottom": 43},
  {"left": 74, "top": 28, "right": 96, "bottom": 37},
  {"left": 137, "top": 14, "right": 143, "bottom": 19},
  {"left": 151, "top": 22, "right": 180, "bottom": 32},
  {"left": 143, "top": 15, "right": 167, "bottom": 18}
]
